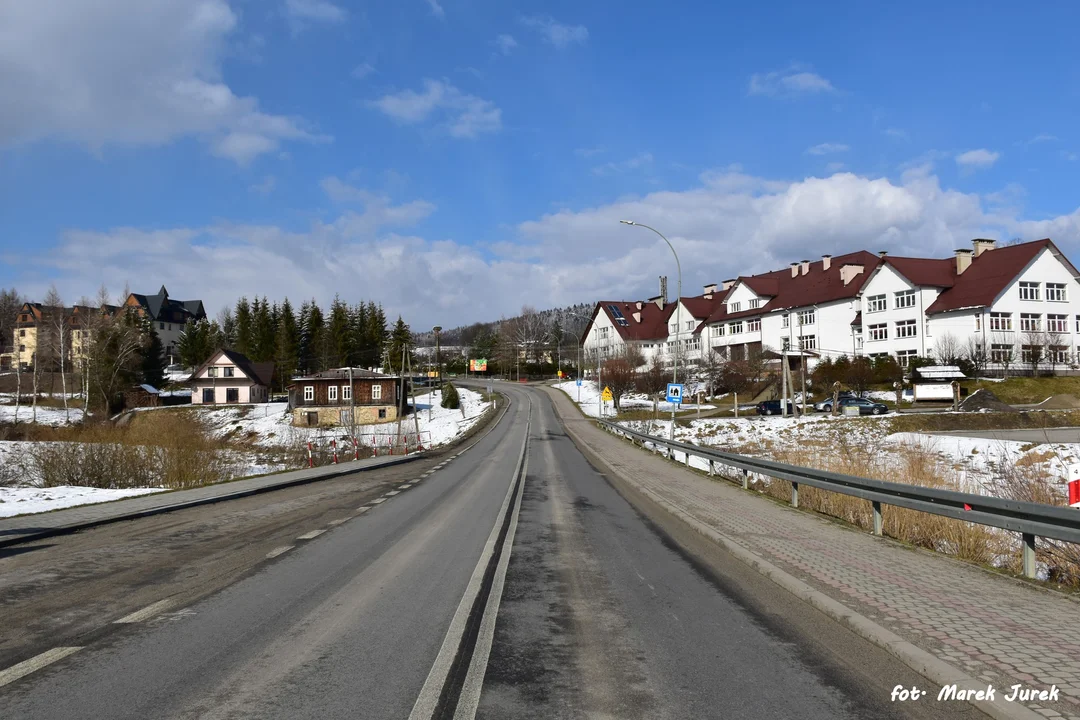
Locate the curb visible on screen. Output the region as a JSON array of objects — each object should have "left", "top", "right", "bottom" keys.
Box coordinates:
[{"left": 541, "top": 386, "right": 1042, "bottom": 720}]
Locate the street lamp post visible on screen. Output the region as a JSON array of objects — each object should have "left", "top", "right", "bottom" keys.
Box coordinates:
[{"left": 620, "top": 220, "right": 682, "bottom": 447}]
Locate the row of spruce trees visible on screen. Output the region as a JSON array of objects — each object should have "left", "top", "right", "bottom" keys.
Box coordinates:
[{"left": 174, "top": 296, "right": 413, "bottom": 391}]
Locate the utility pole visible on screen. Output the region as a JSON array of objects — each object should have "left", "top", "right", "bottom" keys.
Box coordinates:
[
  {"left": 781, "top": 347, "right": 789, "bottom": 417},
  {"left": 797, "top": 310, "right": 807, "bottom": 416},
  {"left": 433, "top": 325, "right": 442, "bottom": 387},
  {"left": 348, "top": 365, "right": 355, "bottom": 447}
]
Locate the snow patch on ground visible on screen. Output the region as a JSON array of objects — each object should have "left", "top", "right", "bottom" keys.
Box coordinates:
[
  {"left": 0, "top": 486, "right": 164, "bottom": 518},
  {"left": 553, "top": 380, "right": 713, "bottom": 418},
  {"left": 0, "top": 403, "right": 84, "bottom": 425}
]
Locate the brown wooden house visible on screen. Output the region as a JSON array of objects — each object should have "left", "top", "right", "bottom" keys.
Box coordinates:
[{"left": 287, "top": 369, "right": 405, "bottom": 427}]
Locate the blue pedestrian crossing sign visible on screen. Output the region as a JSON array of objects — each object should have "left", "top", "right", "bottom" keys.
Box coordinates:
[
  {"left": 576, "top": 379, "right": 582, "bottom": 386},
  {"left": 666, "top": 383, "right": 684, "bottom": 404}
]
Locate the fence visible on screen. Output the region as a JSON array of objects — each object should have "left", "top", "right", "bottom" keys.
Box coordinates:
[
  {"left": 304, "top": 431, "right": 432, "bottom": 466},
  {"left": 598, "top": 419, "right": 1080, "bottom": 579}
]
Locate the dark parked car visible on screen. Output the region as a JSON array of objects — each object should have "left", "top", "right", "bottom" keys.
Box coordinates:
[
  {"left": 756, "top": 399, "right": 796, "bottom": 416},
  {"left": 837, "top": 397, "right": 889, "bottom": 415},
  {"left": 813, "top": 391, "right": 858, "bottom": 412}
]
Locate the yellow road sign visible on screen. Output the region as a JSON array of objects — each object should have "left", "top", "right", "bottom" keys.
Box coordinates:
[{"left": 601, "top": 386, "right": 613, "bottom": 402}]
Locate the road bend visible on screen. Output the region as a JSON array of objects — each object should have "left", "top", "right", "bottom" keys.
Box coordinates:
[{"left": 1, "top": 382, "right": 981, "bottom": 719}]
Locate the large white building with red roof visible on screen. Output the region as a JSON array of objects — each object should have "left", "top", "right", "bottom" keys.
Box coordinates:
[{"left": 582, "top": 238, "right": 1080, "bottom": 374}]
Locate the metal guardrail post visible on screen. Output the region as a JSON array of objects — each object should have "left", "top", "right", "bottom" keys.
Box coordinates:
[
  {"left": 708, "top": 459, "right": 714, "bottom": 477},
  {"left": 1022, "top": 533, "right": 1037, "bottom": 579},
  {"left": 791, "top": 482, "right": 799, "bottom": 508},
  {"left": 741, "top": 469, "right": 748, "bottom": 490},
  {"left": 872, "top": 501, "right": 883, "bottom": 536}
]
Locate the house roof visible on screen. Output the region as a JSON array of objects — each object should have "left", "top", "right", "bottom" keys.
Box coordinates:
[
  {"left": 703, "top": 250, "right": 882, "bottom": 326},
  {"left": 292, "top": 368, "right": 399, "bottom": 381},
  {"left": 188, "top": 349, "right": 275, "bottom": 387},
  {"left": 591, "top": 300, "right": 676, "bottom": 343},
  {"left": 925, "top": 239, "right": 1057, "bottom": 314},
  {"left": 883, "top": 256, "right": 957, "bottom": 288},
  {"left": 138, "top": 384, "right": 161, "bottom": 394},
  {"left": 128, "top": 286, "right": 207, "bottom": 324}
]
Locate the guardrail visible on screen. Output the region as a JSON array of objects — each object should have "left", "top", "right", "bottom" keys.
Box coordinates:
[{"left": 598, "top": 419, "right": 1080, "bottom": 579}]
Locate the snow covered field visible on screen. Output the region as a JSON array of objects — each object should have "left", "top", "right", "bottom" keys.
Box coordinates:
[
  {"left": 0, "top": 486, "right": 164, "bottom": 518},
  {"left": 553, "top": 380, "right": 713, "bottom": 418},
  {"left": 0, "top": 403, "right": 84, "bottom": 425}
]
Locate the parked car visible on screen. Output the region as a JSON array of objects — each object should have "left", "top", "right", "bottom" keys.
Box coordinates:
[
  {"left": 837, "top": 397, "right": 889, "bottom": 415},
  {"left": 756, "top": 399, "right": 796, "bottom": 416},
  {"left": 813, "top": 392, "right": 858, "bottom": 412}
]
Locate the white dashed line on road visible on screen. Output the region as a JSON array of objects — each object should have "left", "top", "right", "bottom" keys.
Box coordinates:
[
  {"left": 0, "top": 647, "right": 83, "bottom": 688},
  {"left": 400, "top": 484, "right": 413, "bottom": 489},
  {"left": 114, "top": 599, "right": 175, "bottom": 624},
  {"left": 370, "top": 498, "right": 386, "bottom": 505},
  {"left": 266, "top": 545, "right": 294, "bottom": 559},
  {"left": 356, "top": 506, "right": 371, "bottom": 513},
  {"left": 296, "top": 530, "right": 325, "bottom": 540},
  {"left": 385, "top": 490, "right": 400, "bottom": 497},
  {"left": 328, "top": 517, "right": 351, "bottom": 526}
]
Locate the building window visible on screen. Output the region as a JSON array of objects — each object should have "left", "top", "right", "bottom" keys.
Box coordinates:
[
  {"left": 18, "top": 329, "right": 24, "bottom": 337},
  {"left": 306, "top": 412, "right": 318, "bottom": 427},
  {"left": 868, "top": 323, "right": 888, "bottom": 341},
  {"left": 975, "top": 315, "right": 981, "bottom": 331},
  {"left": 18, "top": 344, "right": 24, "bottom": 352},
  {"left": 372, "top": 384, "right": 383, "bottom": 400},
  {"left": 895, "top": 290, "right": 916, "bottom": 309},
  {"left": 798, "top": 335, "right": 816, "bottom": 350},
  {"left": 1019, "top": 281, "right": 1041, "bottom": 301},
  {"left": 224, "top": 367, "right": 234, "bottom": 378},
  {"left": 782, "top": 314, "right": 789, "bottom": 328},
  {"left": 226, "top": 388, "right": 239, "bottom": 403},
  {"left": 1021, "top": 345, "right": 1041, "bottom": 364},
  {"left": 1047, "top": 283, "right": 1067, "bottom": 302},
  {"left": 304, "top": 385, "right": 314, "bottom": 402},
  {"left": 729, "top": 321, "right": 744, "bottom": 334},
  {"left": 895, "top": 319, "right": 917, "bottom": 339},
  {"left": 749, "top": 299, "right": 761, "bottom": 309},
  {"left": 202, "top": 388, "right": 215, "bottom": 403},
  {"left": 1047, "top": 314, "right": 1068, "bottom": 333},
  {"left": 990, "top": 344, "right": 1012, "bottom": 363},
  {"left": 989, "top": 312, "right": 1012, "bottom": 331},
  {"left": 747, "top": 319, "right": 761, "bottom": 332},
  {"left": 342, "top": 385, "right": 351, "bottom": 401},
  {"left": 867, "top": 295, "right": 886, "bottom": 313},
  {"left": 711, "top": 325, "right": 725, "bottom": 337},
  {"left": 328, "top": 385, "right": 338, "bottom": 402},
  {"left": 208, "top": 367, "right": 218, "bottom": 377},
  {"left": 686, "top": 320, "right": 695, "bottom": 331},
  {"left": 729, "top": 302, "right": 741, "bottom": 313},
  {"left": 598, "top": 326, "right": 610, "bottom": 339},
  {"left": 782, "top": 337, "right": 790, "bottom": 350},
  {"left": 896, "top": 349, "right": 918, "bottom": 367},
  {"left": 159, "top": 322, "right": 165, "bottom": 330},
  {"left": 1020, "top": 313, "right": 1041, "bottom": 332},
  {"left": 670, "top": 323, "right": 678, "bottom": 333},
  {"left": 1049, "top": 346, "right": 1070, "bottom": 364},
  {"left": 378, "top": 408, "right": 387, "bottom": 419},
  {"left": 797, "top": 310, "right": 815, "bottom": 326}
]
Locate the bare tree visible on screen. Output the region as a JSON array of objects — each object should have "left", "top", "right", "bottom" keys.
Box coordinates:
[
  {"left": 962, "top": 336, "right": 989, "bottom": 377},
  {"left": 991, "top": 332, "right": 1015, "bottom": 378},
  {"left": 600, "top": 347, "right": 643, "bottom": 411},
  {"left": 1021, "top": 331, "right": 1046, "bottom": 376},
  {"left": 934, "top": 332, "right": 963, "bottom": 366},
  {"left": 1046, "top": 331, "right": 1068, "bottom": 375},
  {"left": 87, "top": 309, "right": 144, "bottom": 414},
  {"left": 698, "top": 347, "right": 726, "bottom": 398},
  {"left": 515, "top": 305, "right": 549, "bottom": 368},
  {"left": 44, "top": 286, "right": 70, "bottom": 422}
]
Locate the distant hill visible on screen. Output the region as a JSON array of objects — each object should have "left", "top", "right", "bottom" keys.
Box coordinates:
[{"left": 415, "top": 302, "right": 594, "bottom": 350}]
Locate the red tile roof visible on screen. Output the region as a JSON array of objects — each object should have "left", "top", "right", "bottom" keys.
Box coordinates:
[
  {"left": 702, "top": 250, "right": 882, "bottom": 327},
  {"left": 591, "top": 300, "right": 676, "bottom": 343},
  {"left": 925, "top": 239, "right": 1057, "bottom": 314},
  {"left": 883, "top": 256, "right": 957, "bottom": 288}
]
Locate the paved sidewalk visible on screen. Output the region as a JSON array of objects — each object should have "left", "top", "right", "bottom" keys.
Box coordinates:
[
  {"left": 543, "top": 386, "right": 1080, "bottom": 720},
  {"left": 0, "top": 453, "right": 420, "bottom": 547}
]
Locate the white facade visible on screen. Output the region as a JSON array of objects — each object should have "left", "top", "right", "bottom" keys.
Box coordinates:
[
  {"left": 190, "top": 351, "right": 269, "bottom": 404},
  {"left": 857, "top": 265, "right": 940, "bottom": 361}
]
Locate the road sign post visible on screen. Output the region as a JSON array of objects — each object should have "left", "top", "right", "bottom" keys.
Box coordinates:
[{"left": 666, "top": 383, "right": 684, "bottom": 405}]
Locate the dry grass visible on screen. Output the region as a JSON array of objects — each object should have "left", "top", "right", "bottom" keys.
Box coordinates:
[
  {"left": 888, "top": 410, "right": 1080, "bottom": 434},
  {"left": 738, "top": 432, "right": 1080, "bottom": 583},
  {"left": 971, "top": 376, "right": 1080, "bottom": 405}
]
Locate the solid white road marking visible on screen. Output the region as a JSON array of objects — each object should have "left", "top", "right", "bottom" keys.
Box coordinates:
[
  {"left": 266, "top": 545, "right": 294, "bottom": 558},
  {"left": 0, "top": 647, "right": 82, "bottom": 688},
  {"left": 114, "top": 599, "right": 175, "bottom": 624},
  {"left": 296, "top": 530, "right": 325, "bottom": 540}
]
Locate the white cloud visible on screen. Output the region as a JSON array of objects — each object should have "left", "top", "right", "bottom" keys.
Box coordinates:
[
  {"left": 519, "top": 15, "right": 588, "bottom": 49},
  {"left": 575, "top": 146, "right": 605, "bottom": 158},
  {"left": 284, "top": 0, "right": 347, "bottom": 24},
  {"left": 1026, "top": 133, "right": 1058, "bottom": 145},
  {"left": 30, "top": 168, "right": 1080, "bottom": 328},
  {"left": 370, "top": 80, "right": 501, "bottom": 138},
  {"left": 425, "top": 0, "right": 445, "bottom": 18},
  {"left": 352, "top": 63, "right": 375, "bottom": 79},
  {"left": 749, "top": 65, "right": 836, "bottom": 97},
  {"left": 0, "top": 0, "right": 327, "bottom": 163},
  {"left": 592, "top": 152, "right": 653, "bottom": 176},
  {"left": 250, "top": 175, "right": 277, "bottom": 195},
  {"left": 494, "top": 33, "right": 518, "bottom": 55},
  {"left": 956, "top": 149, "right": 1000, "bottom": 170},
  {"left": 806, "top": 143, "right": 849, "bottom": 155}
]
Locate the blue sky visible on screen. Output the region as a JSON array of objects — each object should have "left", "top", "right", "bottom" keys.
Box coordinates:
[{"left": 2, "top": 0, "right": 1079, "bottom": 326}]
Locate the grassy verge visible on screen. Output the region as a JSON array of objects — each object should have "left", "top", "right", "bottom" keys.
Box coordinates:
[{"left": 969, "top": 376, "right": 1080, "bottom": 404}]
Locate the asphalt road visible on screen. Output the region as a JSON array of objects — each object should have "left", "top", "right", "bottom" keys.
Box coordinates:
[{"left": 0, "top": 383, "right": 981, "bottom": 719}]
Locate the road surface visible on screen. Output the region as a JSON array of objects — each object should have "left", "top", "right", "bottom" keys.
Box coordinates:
[{"left": 0, "top": 384, "right": 977, "bottom": 719}]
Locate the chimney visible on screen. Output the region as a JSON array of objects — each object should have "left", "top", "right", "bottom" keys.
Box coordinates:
[
  {"left": 722, "top": 278, "right": 737, "bottom": 290},
  {"left": 972, "top": 238, "right": 996, "bottom": 257},
  {"left": 648, "top": 294, "right": 664, "bottom": 309},
  {"left": 822, "top": 254, "right": 832, "bottom": 271},
  {"left": 632, "top": 311, "right": 641, "bottom": 323},
  {"left": 635, "top": 300, "right": 643, "bottom": 311},
  {"left": 703, "top": 283, "right": 718, "bottom": 295},
  {"left": 801, "top": 260, "right": 810, "bottom": 276},
  {"left": 659, "top": 276, "right": 668, "bottom": 305},
  {"left": 790, "top": 262, "right": 800, "bottom": 278},
  {"left": 840, "top": 263, "right": 865, "bottom": 286},
  {"left": 955, "top": 248, "right": 973, "bottom": 275},
  {"left": 879, "top": 250, "right": 888, "bottom": 258}
]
